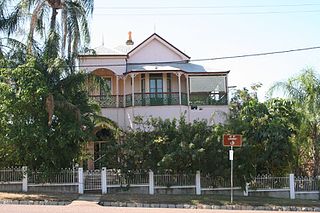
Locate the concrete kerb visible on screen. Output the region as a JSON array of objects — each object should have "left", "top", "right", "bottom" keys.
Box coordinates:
[
  {"left": 1, "top": 198, "right": 320, "bottom": 211},
  {"left": 0, "top": 200, "right": 71, "bottom": 205},
  {"left": 99, "top": 201, "right": 320, "bottom": 211}
]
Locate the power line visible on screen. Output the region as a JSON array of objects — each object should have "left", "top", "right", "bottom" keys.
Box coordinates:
[
  {"left": 191, "top": 46, "right": 320, "bottom": 62},
  {"left": 1, "top": 46, "right": 320, "bottom": 69},
  {"left": 94, "top": 3, "right": 320, "bottom": 10},
  {"left": 7, "top": 3, "right": 320, "bottom": 9},
  {"left": 93, "top": 10, "right": 320, "bottom": 16}
]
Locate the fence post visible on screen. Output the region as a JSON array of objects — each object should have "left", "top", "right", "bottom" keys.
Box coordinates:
[
  {"left": 22, "top": 166, "right": 28, "bottom": 192},
  {"left": 101, "top": 167, "right": 107, "bottom": 194},
  {"left": 289, "top": 173, "right": 295, "bottom": 199},
  {"left": 78, "top": 167, "right": 84, "bottom": 194},
  {"left": 243, "top": 183, "right": 249, "bottom": 196},
  {"left": 149, "top": 170, "right": 154, "bottom": 195},
  {"left": 196, "top": 170, "right": 201, "bottom": 195}
]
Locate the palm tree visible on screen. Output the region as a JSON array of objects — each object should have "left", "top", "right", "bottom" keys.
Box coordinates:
[
  {"left": 269, "top": 68, "right": 320, "bottom": 176},
  {"left": 0, "top": 0, "right": 120, "bottom": 169},
  {"left": 1, "top": 0, "right": 93, "bottom": 58}
]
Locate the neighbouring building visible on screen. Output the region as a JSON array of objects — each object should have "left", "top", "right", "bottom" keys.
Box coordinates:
[{"left": 78, "top": 32, "right": 230, "bottom": 169}]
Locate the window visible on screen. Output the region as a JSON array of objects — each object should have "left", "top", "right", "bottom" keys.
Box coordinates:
[
  {"left": 149, "top": 74, "right": 163, "bottom": 95},
  {"left": 189, "top": 76, "right": 226, "bottom": 93},
  {"left": 167, "top": 73, "right": 171, "bottom": 93},
  {"left": 149, "top": 74, "right": 163, "bottom": 105},
  {"left": 141, "top": 74, "right": 145, "bottom": 94},
  {"left": 189, "top": 76, "right": 227, "bottom": 105}
]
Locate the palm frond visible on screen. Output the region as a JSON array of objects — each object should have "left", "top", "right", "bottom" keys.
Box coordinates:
[
  {"left": 91, "top": 114, "right": 121, "bottom": 133},
  {"left": 27, "top": 0, "right": 46, "bottom": 53},
  {"left": 1, "top": 5, "right": 24, "bottom": 36},
  {"left": 65, "top": 1, "right": 86, "bottom": 56},
  {"left": 55, "top": 99, "right": 81, "bottom": 122},
  {"left": 80, "top": 0, "right": 94, "bottom": 15},
  {"left": 43, "top": 30, "right": 60, "bottom": 60}
]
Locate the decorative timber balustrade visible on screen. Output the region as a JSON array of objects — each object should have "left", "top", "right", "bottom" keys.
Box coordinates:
[{"left": 89, "top": 92, "right": 228, "bottom": 108}]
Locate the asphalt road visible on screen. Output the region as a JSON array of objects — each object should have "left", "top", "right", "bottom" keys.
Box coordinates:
[{"left": 0, "top": 201, "right": 303, "bottom": 213}]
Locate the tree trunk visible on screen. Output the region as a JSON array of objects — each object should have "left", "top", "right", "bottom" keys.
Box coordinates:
[
  {"left": 312, "top": 123, "right": 319, "bottom": 176},
  {"left": 61, "top": 9, "right": 67, "bottom": 57},
  {"left": 50, "top": 8, "right": 58, "bottom": 31},
  {"left": 27, "top": 1, "right": 46, "bottom": 54}
]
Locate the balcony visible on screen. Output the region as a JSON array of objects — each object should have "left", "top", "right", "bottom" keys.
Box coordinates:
[
  {"left": 89, "top": 92, "right": 227, "bottom": 108},
  {"left": 126, "top": 92, "right": 188, "bottom": 107},
  {"left": 89, "top": 95, "right": 124, "bottom": 108}
]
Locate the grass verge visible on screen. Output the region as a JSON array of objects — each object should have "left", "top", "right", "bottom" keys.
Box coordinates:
[{"left": 0, "top": 192, "right": 78, "bottom": 202}]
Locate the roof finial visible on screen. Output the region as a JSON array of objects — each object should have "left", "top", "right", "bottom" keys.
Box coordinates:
[
  {"left": 102, "top": 33, "right": 104, "bottom": 46},
  {"left": 126, "top": 31, "right": 134, "bottom": 45}
]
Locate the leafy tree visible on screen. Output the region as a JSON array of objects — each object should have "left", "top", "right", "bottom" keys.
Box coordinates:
[
  {"left": 227, "top": 87, "right": 299, "bottom": 184},
  {"left": 0, "top": 56, "right": 99, "bottom": 170},
  {"left": 99, "top": 116, "right": 229, "bottom": 176},
  {"left": 269, "top": 69, "right": 320, "bottom": 176}
]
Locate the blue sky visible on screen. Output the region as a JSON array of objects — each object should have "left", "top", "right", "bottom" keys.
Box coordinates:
[{"left": 89, "top": 0, "right": 320, "bottom": 100}]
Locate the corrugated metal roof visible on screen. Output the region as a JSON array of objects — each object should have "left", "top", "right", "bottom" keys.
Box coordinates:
[
  {"left": 127, "top": 62, "right": 209, "bottom": 73},
  {"left": 114, "top": 45, "right": 135, "bottom": 54},
  {"left": 93, "top": 45, "right": 124, "bottom": 55}
]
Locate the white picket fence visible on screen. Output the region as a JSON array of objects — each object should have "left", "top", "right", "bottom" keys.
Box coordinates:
[
  {"left": 0, "top": 167, "right": 23, "bottom": 183},
  {"left": 28, "top": 169, "right": 78, "bottom": 185},
  {"left": 0, "top": 167, "right": 319, "bottom": 199}
]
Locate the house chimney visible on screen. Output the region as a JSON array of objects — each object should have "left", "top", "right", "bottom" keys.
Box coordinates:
[{"left": 126, "top": 31, "right": 134, "bottom": 45}]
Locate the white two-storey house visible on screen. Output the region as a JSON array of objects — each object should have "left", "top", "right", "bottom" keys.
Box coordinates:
[{"left": 79, "top": 33, "right": 230, "bottom": 169}]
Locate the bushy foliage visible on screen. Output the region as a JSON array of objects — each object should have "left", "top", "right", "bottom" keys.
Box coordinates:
[
  {"left": 99, "top": 116, "right": 229, "bottom": 176},
  {"left": 0, "top": 57, "right": 96, "bottom": 170},
  {"left": 99, "top": 90, "right": 299, "bottom": 186}
]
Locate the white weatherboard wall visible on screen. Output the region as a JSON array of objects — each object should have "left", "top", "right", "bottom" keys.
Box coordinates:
[
  {"left": 128, "top": 38, "right": 185, "bottom": 63},
  {"left": 101, "top": 105, "right": 228, "bottom": 130},
  {"left": 101, "top": 108, "right": 125, "bottom": 129},
  {"left": 189, "top": 105, "right": 228, "bottom": 125}
]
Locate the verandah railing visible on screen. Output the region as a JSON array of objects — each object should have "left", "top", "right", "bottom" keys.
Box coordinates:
[
  {"left": 189, "top": 92, "right": 228, "bottom": 106},
  {"left": 89, "top": 95, "right": 124, "bottom": 108},
  {"left": 90, "top": 92, "right": 229, "bottom": 108},
  {"left": 90, "top": 92, "right": 195, "bottom": 108},
  {"left": 126, "top": 92, "right": 188, "bottom": 107}
]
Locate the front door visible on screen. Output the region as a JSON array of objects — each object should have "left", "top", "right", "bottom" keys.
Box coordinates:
[{"left": 149, "top": 74, "right": 163, "bottom": 105}]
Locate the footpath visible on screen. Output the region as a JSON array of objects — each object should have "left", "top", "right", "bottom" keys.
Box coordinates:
[{"left": 0, "top": 194, "right": 320, "bottom": 212}]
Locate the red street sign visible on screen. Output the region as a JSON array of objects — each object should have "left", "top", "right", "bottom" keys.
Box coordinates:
[{"left": 223, "top": 134, "right": 242, "bottom": 147}]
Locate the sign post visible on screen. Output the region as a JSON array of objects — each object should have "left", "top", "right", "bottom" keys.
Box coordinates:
[
  {"left": 223, "top": 134, "right": 242, "bottom": 204},
  {"left": 230, "top": 146, "right": 234, "bottom": 203}
]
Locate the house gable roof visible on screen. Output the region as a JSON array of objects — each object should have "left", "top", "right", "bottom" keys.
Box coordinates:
[{"left": 127, "top": 33, "right": 190, "bottom": 61}]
